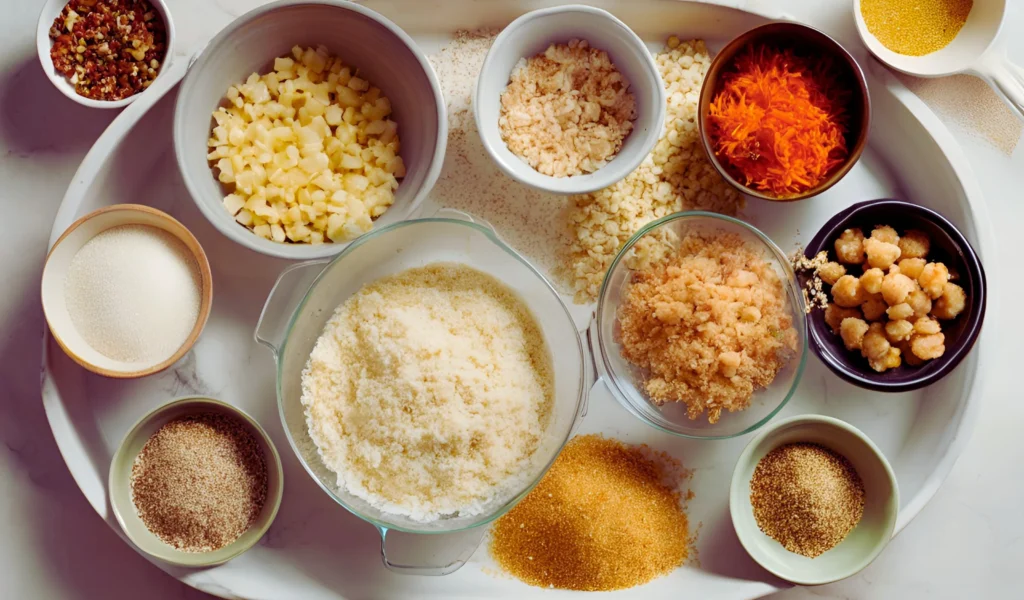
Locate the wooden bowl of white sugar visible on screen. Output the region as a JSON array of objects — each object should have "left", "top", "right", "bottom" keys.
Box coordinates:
[{"left": 42, "top": 204, "right": 213, "bottom": 378}]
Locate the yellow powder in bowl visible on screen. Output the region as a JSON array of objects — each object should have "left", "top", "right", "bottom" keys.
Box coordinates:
[
  {"left": 490, "top": 434, "right": 691, "bottom": 591},
  {"left": 861, "top": 0, "right": 973, "bottom": 57}
]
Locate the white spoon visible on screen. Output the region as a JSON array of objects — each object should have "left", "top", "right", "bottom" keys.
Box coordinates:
[{"left": 854, "top": 0, "right": 1024, "bottom": 120}]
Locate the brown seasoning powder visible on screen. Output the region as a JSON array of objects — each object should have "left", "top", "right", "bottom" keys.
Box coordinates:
[
  {"left": 490, "top": 434, "right": 690, "bottom": 591},
  {"left": 750, "top": 443, "right": 865, "bottom": 558},
  {"left": 130, "top": 413, "right": 268, "bottom": 553}
]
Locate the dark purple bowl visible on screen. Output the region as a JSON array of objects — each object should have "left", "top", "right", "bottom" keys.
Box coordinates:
[{"left": 804, "top": 199, "right": 986, "bottom": 392}]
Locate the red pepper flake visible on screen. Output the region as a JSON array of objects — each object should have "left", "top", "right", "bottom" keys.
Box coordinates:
[{"left": 49, "top": 0, "right": 168, "bottom": 102}]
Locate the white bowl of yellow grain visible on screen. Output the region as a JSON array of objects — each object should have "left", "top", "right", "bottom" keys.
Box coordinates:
[{"left": 474, "top": 4, "right": 666, "bottom": 195}]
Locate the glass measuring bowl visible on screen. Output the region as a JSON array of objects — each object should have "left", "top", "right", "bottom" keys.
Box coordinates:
[
  {"left": 592, "top": 211, "right": 808, "bottom": 439},
  {"left": 255, "top": 210, "right": 588, "bottom": 574}
]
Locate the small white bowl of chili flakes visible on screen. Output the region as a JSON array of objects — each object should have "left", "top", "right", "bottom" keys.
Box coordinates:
[{"left": 36, "top": 0, "right": 174, "bottom": 108}]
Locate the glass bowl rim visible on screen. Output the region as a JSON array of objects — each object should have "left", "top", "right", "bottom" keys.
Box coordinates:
[
  {"left": 595, "top": 210, "right": 809, "bottom": 440},
  {"left": 274, "top": 216, "right": 588, "bottom": 534}
]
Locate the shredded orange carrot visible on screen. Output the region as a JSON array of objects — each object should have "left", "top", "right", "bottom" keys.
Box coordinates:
[{"left": 709, "top": 45, "right": 850, "bottom": 198}]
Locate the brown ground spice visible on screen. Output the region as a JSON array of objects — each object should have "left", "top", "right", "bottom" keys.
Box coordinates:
[
  {"left": 130, "top": 413, "right": 267, "bottom": 553},
  {"left": 489, "top": 434, "right": 690, "bottom": 591},
  {"left": 750, "top": 442, "right": 865, "bottom": 558}
]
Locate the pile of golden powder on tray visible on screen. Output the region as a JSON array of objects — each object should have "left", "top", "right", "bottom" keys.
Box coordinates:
[
  {"left": 428, "top": 33, "right": 742, "bottom": 303},
  {"left": 489, "top": 434, "right": 692, "bottom": 591}
]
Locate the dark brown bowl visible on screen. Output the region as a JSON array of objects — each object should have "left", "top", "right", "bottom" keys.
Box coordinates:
[
  {"left": 803, "top": 199, "right": 987, "bottom": 392},
  {"left": 698, "top": 22, "right": 871, "bottom": 202}
]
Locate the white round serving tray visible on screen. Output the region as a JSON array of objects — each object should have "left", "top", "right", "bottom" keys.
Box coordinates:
[{"left": 41, "top": 1, "right": 995, "bottom": 599}]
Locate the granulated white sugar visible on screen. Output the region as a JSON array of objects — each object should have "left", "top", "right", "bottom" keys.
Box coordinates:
[
  {"left": 64, "top": 224, "right": 201, "bottom": 364},
  {"left": 428, "top": 31, "right": 573, "bottom": 291}
]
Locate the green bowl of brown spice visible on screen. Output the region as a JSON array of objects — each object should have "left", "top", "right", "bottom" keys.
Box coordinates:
[
  {"left": 109, "top": 396, "right": 284, "bottom": 567},
  {"left": 729, "top": 414, "right": 898, "bottom": 585}
]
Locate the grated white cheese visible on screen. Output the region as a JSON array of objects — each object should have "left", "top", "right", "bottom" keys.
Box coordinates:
[{"left": 300, "top": 262, "right": 554, "bottom": 521}]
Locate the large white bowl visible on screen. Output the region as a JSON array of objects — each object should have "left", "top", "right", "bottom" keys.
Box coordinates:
[
  {"left": 173, "top": 0, "right": 446, "bottom": 260},
  {"left": 474, "top": 4, "right": 665, "bottom": 195}
]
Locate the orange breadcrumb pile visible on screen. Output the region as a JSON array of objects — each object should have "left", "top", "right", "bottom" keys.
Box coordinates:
[{"left": 709, "top": 46, "right": 850, "bottom": 197}]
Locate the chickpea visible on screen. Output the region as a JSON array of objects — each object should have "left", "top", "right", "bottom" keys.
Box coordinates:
[
  {"left": 824, "top": 303, "right": 862, "bottom": 333},
  {"left": 885, "top": 319, "right": 914, "bottom": 343},
  {"left": 871, "top": 225, "right": 900, "bottom": 245},
  {"left": 932, "top": 282, "right": 967, "bottom": 320},
  {"left": 886, "top": 302, "right": 914, "bottom": 321},
  {"left": 861, "top": 296, "right": 888, "bottom": 321},
  {"left": 914, "top": 316, "right": 942, "bottom": 335},
  {"left": 718, "top": 351, "right": 742, "bottom": 378},
  {"left": 906, "top": 288, "right": 932, "bottom": 318},
  {"left": 898, "top": 229, "right": 931, "bottom": 259},
  {"left": 834, "top": 228, "right": 865, "bottom": 265},
  {"left": 862, "top": 322, "right": 891, "bottom": 360},
  {"left": 918, "top": 262, "right": 949, "bottom": 299},
  {"left": 897, "top": 257, "right": 926, "bottom": 280},
  {"left": 881, "top": 272, "right": 915, "bottom": 306},
  {"left": 864, "top": 237, "right": 902, "bottom": 270},
  {"left": 860, "top": 268, "right": 884, "bottom": 295},
  {"left": 900, "top": 341, "right": 925, "bottom": 366},
  {"left": 818, "top": 261, "right": 846, "bottom": 286},
  {"left": 869, "top": 346, "right": 902, "bottom": 373},
  {"left": 911, "top": 332, "right": 945, "bottom": 360},
  {"left": 831, "top": 275, "right": 866, "bottom": 308},
  {"left": 840, "top": 317, "right": 870, "bottom": 351}
]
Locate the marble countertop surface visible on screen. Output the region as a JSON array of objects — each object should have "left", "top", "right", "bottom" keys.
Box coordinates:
[{"left": 3, "top": 0, "right": 1023, "bottom": 598}]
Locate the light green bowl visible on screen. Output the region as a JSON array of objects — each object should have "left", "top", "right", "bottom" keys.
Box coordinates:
[
  {"left": 109, "top": 396, "right": 284, "bottom": 567},
  {"left": 729, "top": 415, "right": 899, "bottom": 585}
]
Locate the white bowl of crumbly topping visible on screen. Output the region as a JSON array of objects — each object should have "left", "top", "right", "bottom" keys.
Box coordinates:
[{"left": 474, "top": 4, "right": 665, "bottom": 195}]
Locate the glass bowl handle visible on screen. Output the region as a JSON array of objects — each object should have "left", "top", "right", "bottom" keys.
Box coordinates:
[
  {"left": 255, "top": 259, "right": 330, "bottom": 356},
  {"left": 378, "top": 525, "right": 486, "bottom": 576}
]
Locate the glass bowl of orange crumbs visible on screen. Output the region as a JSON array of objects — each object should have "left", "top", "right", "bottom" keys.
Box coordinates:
[{"left": 593, "top": 212, "right": 808, "bottom": 439}]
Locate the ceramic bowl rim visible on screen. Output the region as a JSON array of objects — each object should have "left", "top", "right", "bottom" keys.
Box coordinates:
[
  {"left": 36, "top": 0, "right": 177, "bottom": 109},
  {"left": 107, "top": 396, "right": 285, "bottom": 567},
  {"left": 697, "top": 21, "right": 871, "bottom": 202},
  {"left": 472, "top": 3, "right": 667, "bottom": 195},
  {"left": 729, "top": 414, "right": 900, "bottom": 585},
  {"left": 40, "top": 203, "right": 213, "bottom": 379},
  {"left": 802, "top": 198, "right": 987, "bottom": 392},
  {"left": 172, "top": 0, "right": 448, "bottom": 260}
]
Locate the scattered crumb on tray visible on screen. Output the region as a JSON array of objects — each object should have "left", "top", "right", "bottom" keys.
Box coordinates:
[
  {"left": 566, "top": 38, "right": 744, "bottom": 303},
  {"left": 428, "top": 30, "right": 573, "bottom": 291}
]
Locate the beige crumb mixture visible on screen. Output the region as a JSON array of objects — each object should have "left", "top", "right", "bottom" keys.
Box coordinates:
[
  {"left": 300, "top": 263, "right": 554, "bottom": 521},
  {"left": 499, "top": 39, "right": 636, "bottom": 177},
  {"left": 567, "top": 38, "right": 744, "bottom": 303},
  {"left": 617, "top": 232, "right": 797, "bottom": 423}
]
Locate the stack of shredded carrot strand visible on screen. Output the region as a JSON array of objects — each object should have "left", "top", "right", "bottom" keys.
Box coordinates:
[{"left": 709, "top": 46, "right": 850, "bottom": 197}]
